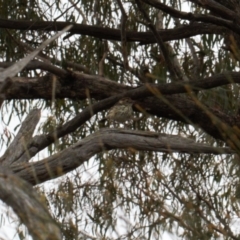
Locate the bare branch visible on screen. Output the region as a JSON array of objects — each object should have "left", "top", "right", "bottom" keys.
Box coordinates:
[
  {"left": 0, "top": 71, "right": 240, "bottom": 146},
  {"left": 0, "top": 169, "right": 61, "bottom": 239},
  {"left": 0, "top": 19, "right": 227, "bottom": 44},
  {"left": 12, "top": 128, "right": 234, "bottom": 185},
  {"left": 0, "top": 109, "right": 41, "bottom": 165}
]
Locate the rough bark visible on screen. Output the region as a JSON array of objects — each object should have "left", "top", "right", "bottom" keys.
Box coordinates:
[
  {"left": 10, "top": 128, "right": 233, "bottom": 185},
  {"left": 0, "top": 1, "right": 239, "bottom": 239},
  {"left": 0, "top": 169, "right": 61, "bottom": 240},
  {"left": 0, "top": 109, "right": 41, "bottom": 165},
  {"left": 0, "top": 68, "right": 240, "bottom": 141}
]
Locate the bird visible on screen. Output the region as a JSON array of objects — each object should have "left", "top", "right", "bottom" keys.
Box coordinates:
[{"left": 100, "top": 97, "right": 134, "bottom": 124}]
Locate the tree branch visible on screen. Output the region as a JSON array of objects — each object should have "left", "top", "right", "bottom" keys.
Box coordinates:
[
  {"left": 0, "top": 71, "right": 240, "bottom": 146},
  {"left": 141, "top": 0, "right": 240, "bottom": 35},
  {"left": 2, "top": 64, "right": 240, "bottom": 100},
  {"left": 0, "top": 19, "right": 227, "bottom": 44},
  {"left": 11, "top": 128, "right": 234, "bottom": 185},
  {"left": 0, "top": 169, "right": 61, "bottom": 239},
  {"left": 0, "top": 109, "right": 41, "bottom": 165}
]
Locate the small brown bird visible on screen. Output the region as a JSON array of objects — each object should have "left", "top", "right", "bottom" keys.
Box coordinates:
[{"left": 100, "top": 97, "right": 134, "bottom": 124}]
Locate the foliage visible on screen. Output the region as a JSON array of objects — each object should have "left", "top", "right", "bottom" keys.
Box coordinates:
[{"left": 0, "top": 0, "right": 240, "bottom": 239}]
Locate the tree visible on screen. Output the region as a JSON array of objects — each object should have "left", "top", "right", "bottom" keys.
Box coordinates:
[{"left": 0, "top": 0, "right": 240, "bottom": 239}]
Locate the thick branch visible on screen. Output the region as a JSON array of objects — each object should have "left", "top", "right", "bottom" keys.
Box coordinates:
[
  {"left": 0, "top": 19, "right": 226, "bottom": 44},
  {"left": 10, "top": 94, "right": 240, "bottom": 164},
  {"left": 1, "top": 65, "right": 240, "bottom": 100},
  {"left": 11, "top": 129, "right": 234, "bottom": 185},
  {"left": 0, "top": 109, "right": 41, "bottom": 165},
  {"left": 0, "top": 169, "right": 61, "bottom": 239},
  {"left": 1, "top": 71, "right": 240, "bottom": 146}
]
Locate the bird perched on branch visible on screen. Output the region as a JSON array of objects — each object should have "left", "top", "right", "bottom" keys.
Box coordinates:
[{"left": 100, "top": 97, "right": 134, "bottom": 124}]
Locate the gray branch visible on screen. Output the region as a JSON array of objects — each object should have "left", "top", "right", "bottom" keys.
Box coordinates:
[
  {"left": 0, "top": 169, "right": 61, "bottom": 240},
  {"left": 0, "top": 109, "right": 41, "bottom": 165},
  {"left": 12, "top": 128, "right": 234, "bottom": 185}
]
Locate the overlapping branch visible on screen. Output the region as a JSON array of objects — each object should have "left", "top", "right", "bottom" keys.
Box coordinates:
[
  {"left": 0, "top": 19, "right": 226, "bottom": 44},
  {"left": 0, "top": 169, "right": 61, "bottom": 239},
  {"left": 11, "top": 128, "right": 234, "bottom": 185}
]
